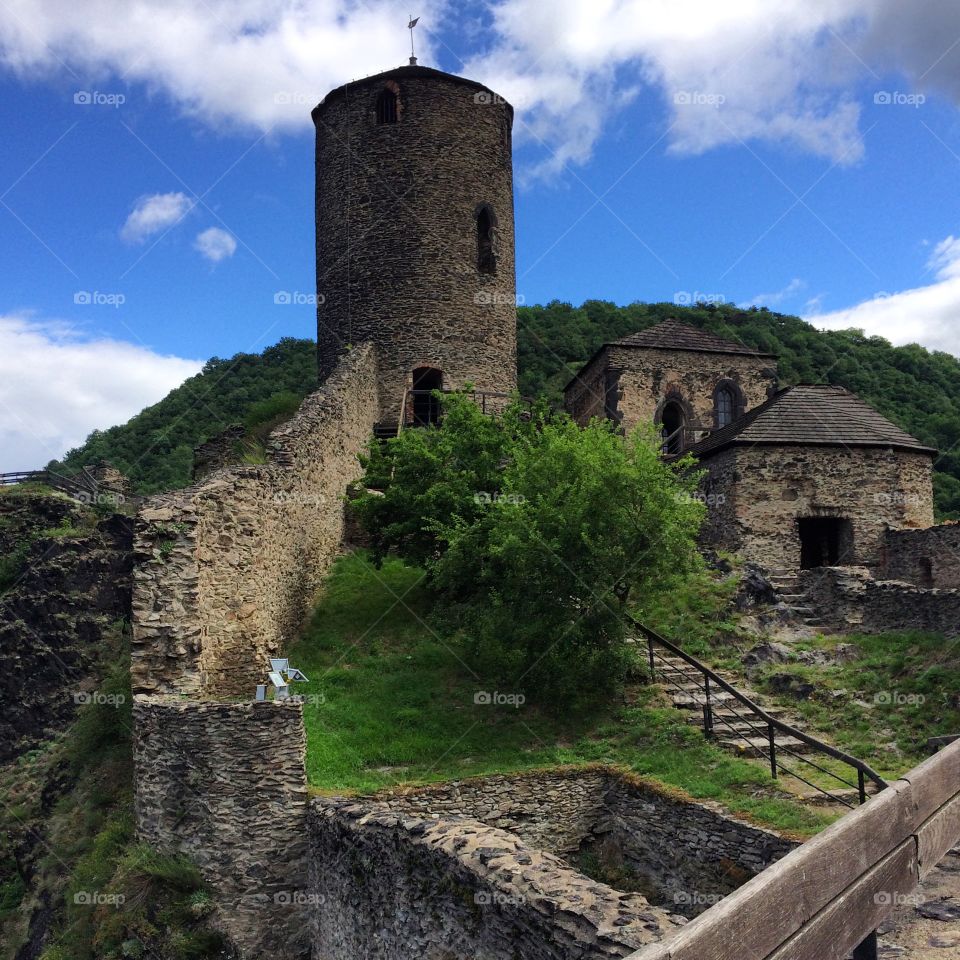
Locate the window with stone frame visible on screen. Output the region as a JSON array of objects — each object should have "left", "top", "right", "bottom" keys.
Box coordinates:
[{"left": 713, "top": 381, "right": 742, "bottom": 429}]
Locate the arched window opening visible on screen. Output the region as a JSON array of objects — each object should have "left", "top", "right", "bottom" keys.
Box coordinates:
[
  {"left": 661, "top": 401, "right": 686, "bottom": 455},
  {"left": 715, "top": 386, "right": 735, "bottom": 428},
  {"left": 411, "top": 367, "right": 443, "bottom": 425},
  {"left": 477, "top": 205, "right": 497, "bottom": 274},
  {"left": 376, "top": 85, "right": 399, "bottom": 124}
]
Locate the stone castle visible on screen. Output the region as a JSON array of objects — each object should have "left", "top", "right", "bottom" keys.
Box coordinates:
[{"left": 123, "top": 62, "right": 960, "bottom": 958}]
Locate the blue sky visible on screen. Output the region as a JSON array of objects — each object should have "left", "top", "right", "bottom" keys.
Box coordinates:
[{"left": 3, "top": 0, "right": 960, "bottom": 468}]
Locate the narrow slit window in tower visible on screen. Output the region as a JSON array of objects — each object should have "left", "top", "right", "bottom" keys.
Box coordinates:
[
  {"left": 376, "top": 87, "right": 399, "bottom": 124},
  {"left": 477, "top": 206, "right": 497, "bottom": 274}
]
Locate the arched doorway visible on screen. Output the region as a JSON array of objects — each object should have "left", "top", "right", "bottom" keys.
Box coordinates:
[
  {"left": 411, "top": 367, "right": 443, "bottom": 425},
  {"left": 661, "top": 401, "right": 686, "bottom": 454}
]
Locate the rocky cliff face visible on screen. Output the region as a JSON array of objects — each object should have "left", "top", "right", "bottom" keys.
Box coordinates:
[{"left": 0, "top": 491, "right": 134, "bottom": 762}]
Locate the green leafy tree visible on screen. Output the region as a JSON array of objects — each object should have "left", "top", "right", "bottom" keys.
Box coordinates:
[{"left": 354, "top": 395, "right": 706, "bottom": 703}]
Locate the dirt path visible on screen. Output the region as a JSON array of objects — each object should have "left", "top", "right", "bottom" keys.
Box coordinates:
[{"left": 877, "top": 847, "right": 960, "bottom": 958}]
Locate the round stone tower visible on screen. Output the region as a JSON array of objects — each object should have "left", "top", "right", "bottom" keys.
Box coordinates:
[{"left": 312, "top": 64, "right": 517, "bottom": 425}]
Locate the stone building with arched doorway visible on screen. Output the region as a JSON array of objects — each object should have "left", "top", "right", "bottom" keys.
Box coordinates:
[
  {"left": 564, "top": 320, "right": 938, "bottom": 575},
  {"left": 563, "top": 318, "right": 779, "bottom": 452}
]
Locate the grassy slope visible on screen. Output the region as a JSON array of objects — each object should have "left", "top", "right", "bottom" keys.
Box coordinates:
[
  {"left": 747, "top": 631, "right": 960, "bottom": 772},
  {"left": 289, "top": 552, "right": 833, "bottom": 837}
]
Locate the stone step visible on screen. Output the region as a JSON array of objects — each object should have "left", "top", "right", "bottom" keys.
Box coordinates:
[
  {"left": 794, "top": 782, "right": 882, "bottom": 806},
  {"left": 718, "top": 735, "right": 820, "bottom": 757},
  {"left": 373, "top": 421, "right": 399, "bottom": 440},
  {"left": 685, "top": 714, "right": 784, "bottom": 735},
  {"left": 691, "top": 706, "right": 790, "bottom": 722},
  {"left": 671, "top": 690, "right": 739, "bottom": 709}
]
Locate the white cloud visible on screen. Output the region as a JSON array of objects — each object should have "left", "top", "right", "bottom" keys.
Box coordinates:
[
  {"left": 0, "top": 312, "right": 202, "bottom": 470},
  {"left": 194, "top": 227, "right": 237, "bottom": 263},
  {"left": 0, "top": 0, "right": 447, "bottom": 131},
  {"left": 811, "top": 236, "right": 960, "bottom": 356},
  {"left": 1, "top": 2, "right": 960, "bottom": 176},
  {"left": 121, "top": 192, "right": 194, "bottom": 244},
  {"left": 747, "top": 278, "right": 805, "bottom": 308}
]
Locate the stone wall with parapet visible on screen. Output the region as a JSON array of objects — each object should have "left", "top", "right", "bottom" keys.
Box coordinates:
[
  {"left": 798, "top": 566, "right": 960, "bottom": 637},
  {"left": 309, "top": 798, "right": 686, "bottom": 960},
  {"left": 375, "top": 766, "right": 796, "bottom": 916},
  {"left": 131, "top": 343, "right": 379, "bottom": 697},
  {"left": 882, "top": 523, "right": 960, "bottom": 588},
  {"left": 133, "top": 696, "right": 311, "bottom": 958}
]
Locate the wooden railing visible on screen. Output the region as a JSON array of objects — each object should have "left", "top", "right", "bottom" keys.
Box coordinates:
[
  {"left": 633, "top": 619, "right": 888, "bottom": 807},
  {"left": 0, "top": 468, "right": 99, "bottom": 502},
  {"left": 391, "top": 388, "right": 523, "bottom": 436},
  {"left": 626, "top": 737, "right": 960, "bottom": 960}
]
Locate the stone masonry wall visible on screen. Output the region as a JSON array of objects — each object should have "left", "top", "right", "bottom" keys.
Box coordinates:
[
  {"left": 309, "top": 798, "right": 685, "bottom": 960},
  {"left": 131, "top": 343, "right": 379, "bottom": 697},
  {"left": 565, "top": 345, "right": 778, "bottom": 435},
  {"left": 699, "top": 444, "right": 935, "bottom": 571},
  {"left": 191, "top": 425, "right": 247, "bottom": 482},
  {"left": 314, "top": 66, "right": 517, "bottom": 421},
  {"left": 882, "top": 524, "right": 960, "bottom": 588},
  {"left": 133, "top": 697, "right": 311, "bottom": 958},
  {"left": 798, "top": 566, "right": 960, "bottom": 637},
  {"left": 601, "top": 776, "right": 796, "bottom": 916},
  {"left": 376, "top": 768, "right": 608, "bottom": 855},
  {"left": 375, "top": 767, "right": 795, "bottom": 916}
]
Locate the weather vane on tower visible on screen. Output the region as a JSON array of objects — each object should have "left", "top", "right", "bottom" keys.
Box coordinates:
[{"left": 408, "top": 14, "right": 420, "bottom": 65}]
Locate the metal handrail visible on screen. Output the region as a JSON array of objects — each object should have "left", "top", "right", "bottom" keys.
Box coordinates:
[
  {"left": 631, "top": 616, "right": 888, "bottom": 803},
  {"left": 649, "top": 644, "right": 861, "bottom": 808}
]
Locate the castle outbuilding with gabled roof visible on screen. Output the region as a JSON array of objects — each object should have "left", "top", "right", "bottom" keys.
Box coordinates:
[
  {"left": 564, "top": 318, "right": 779, "bottom": 452},
  {"left": 565, "top": 321, "right": 937, "bottom": 574}
]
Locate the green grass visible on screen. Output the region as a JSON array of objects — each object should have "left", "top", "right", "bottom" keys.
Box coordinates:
[
  {"left": 749, "top": 630, "right": 960, "bottom": 776},
  {"left": 290, "top": 552, "right": 833, "bottom": 836}
]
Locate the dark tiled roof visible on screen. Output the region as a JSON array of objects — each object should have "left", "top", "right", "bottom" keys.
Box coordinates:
[
  {"left": 688, "top": 384, "right": 936, "bottom": 458},
  {"left": 611, "top": 319, "right": 777, "bottom": 357}
]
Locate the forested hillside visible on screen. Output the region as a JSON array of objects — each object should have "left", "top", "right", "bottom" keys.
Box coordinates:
[
  {"left": 50, "top": 337, "right": 317, "bottom": 494},
  {"left": 51, "top": 303, "right": 960, "bottom": 515},
  {"left": 519, "top": 301, "right": 960, "bottom": 517}
]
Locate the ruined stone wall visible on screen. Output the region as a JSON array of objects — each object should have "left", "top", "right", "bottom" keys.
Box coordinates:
[
  {"left": 798, "top": 566, "right": 960, "bottom": 637},
  {"left": 699, "top": 444, "right": 935, "bottom": 571},
  {"left": 131, "top": 343, "right": 379, "bottom": 697},
  {"left": 565, "top": 346, "right": 778, "bottom": 434},
  {"left": 564, "top": 349, "right": 613, "bottom": 426},
  {"left": 375, "top": 768, "right": 608, "bottom": 854},
  {"left": 882, "top": 524, "right": 960, "bottom": 588},
  {"left": 0, "top": 499, "right": 133, "bottom": 762},
  {"left": 133, "top": 697, "right": 311, "bottom": 957},
  {"left": 601, "top": 777, "right": 796, "bottom": 916},
  {"left": 314, "top": 66, "right": 517, "bottom": 420},
  {"left": 191, "top": 425, "right": 246, "bottom": 482},
  {"left": 375, "top": 767, "right": 795, "bottom": 917},
  {"left": 696, "top": 448, "right": 740, "bottom": 552},
  {"left": 309, "top": 798, "right": 684, "bottom": 960}
]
